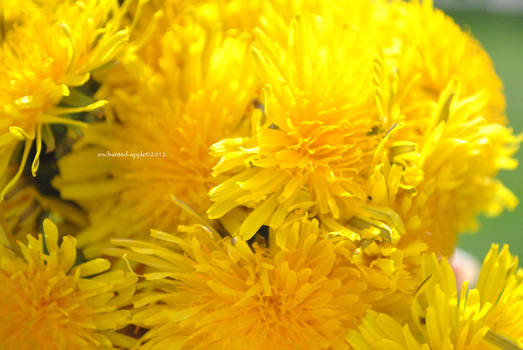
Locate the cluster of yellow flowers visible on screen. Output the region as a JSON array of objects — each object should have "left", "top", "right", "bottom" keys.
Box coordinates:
[{"left": 0, "top": 0, "right": 521, "bottom": 349}]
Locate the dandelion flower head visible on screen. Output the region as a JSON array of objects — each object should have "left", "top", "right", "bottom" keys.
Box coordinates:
[
  {"left": 110, "top": 218, "right": 375, "bottom": 350},
  {"left": 0, "top": 219, "right": 137, "bottom": 350},
  {"left": 54, "top": 20, "right": 257, "bottom": 257},
  {"left": 208, "top": 10, "right": 389, "bottom": 240},
  {"left": 364, "top": 0, "right": 520, "bottom": 255}
]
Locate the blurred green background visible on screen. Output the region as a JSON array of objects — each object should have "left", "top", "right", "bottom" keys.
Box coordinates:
[{"left": 436, "top": 6, "right": 523, "bottom": 260}]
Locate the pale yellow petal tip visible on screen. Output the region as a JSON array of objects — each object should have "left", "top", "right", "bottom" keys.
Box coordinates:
[
  {"left": 8, "top": 126, "right": 30, "bottom": 140},
  {"left": 77, "top": 258, "right": 111, "bottom": 277},
  {"left": 42, "top": 218, "right": 59, "bottom": 240}
]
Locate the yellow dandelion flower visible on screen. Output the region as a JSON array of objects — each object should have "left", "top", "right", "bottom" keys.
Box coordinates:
[
  {"left": 0, "top": 219, "right": 138, "bottom": 350},
  {"left": 109, "top": 213, "right": 429, "bottom": 349},
  {"left": 357, "top": 0, "right": 520, "bottom": 255},
  {"left": 208, "top": 12, "right": 390, "bottom": 240},
  {"left": 0, "top": 0, "right": 129, "bottom": 200},
  {"left": 54, "top": 22, "right": 257, "bottom": 257},
  {"left": 347, "top": 244, "right": 523, "bottom": 350},
  {"left": 110, "top": 218, "right": 373, "bottom": 350},
  {"left": 370, "top": 76, "right": 519, "bottom": 255}
]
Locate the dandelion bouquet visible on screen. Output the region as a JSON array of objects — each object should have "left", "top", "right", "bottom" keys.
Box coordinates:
[{"left": 0, "top": 0, "right": 521, "bottom": 349}]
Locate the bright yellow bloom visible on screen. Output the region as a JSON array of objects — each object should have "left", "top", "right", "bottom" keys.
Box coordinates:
[
  {"left": 365, "top": 0, "right": 520, "bottom": 255},
  {"left": 370, "top": 77, "right": 519, "bottom": 255},
  {"left": 54, "top": 22, "right": 257, "bottom": 257},
  {"left": 347, "top": 244, "right": 523, "bottom": 350},
  {"left": 111, "top": 219, "right": 366, "bottom": 350},
  {"left": 0, "top": 219, "right": 138, "bottom": 350},
  {"left": 0, "top": 0, "right": 129, "bottom": 200},
  {"left": 109, "top": 215, "right": 427, "bottom": 349},
  {"left": 208, "top": 12, "right": 388, "bottom": 240}
]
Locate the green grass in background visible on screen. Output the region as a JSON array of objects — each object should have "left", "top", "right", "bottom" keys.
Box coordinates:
[{"left": 442, "top": 10, "right": 523, "bottom": 259}]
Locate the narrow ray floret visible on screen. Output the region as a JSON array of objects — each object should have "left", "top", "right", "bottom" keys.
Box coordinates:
[{"left": 0, "top": 219, "right": 137, "bottom": 350}]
